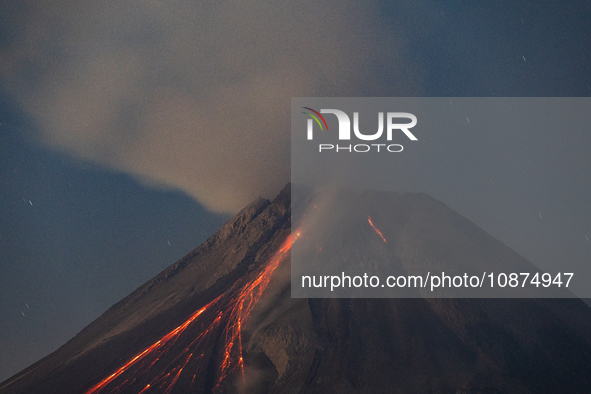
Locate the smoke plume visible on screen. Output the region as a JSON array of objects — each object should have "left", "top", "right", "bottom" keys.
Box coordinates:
[{"left": 0, "top": 1, "right": 417, "bottom": 212}]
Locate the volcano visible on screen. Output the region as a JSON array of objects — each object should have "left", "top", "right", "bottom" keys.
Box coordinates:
[{"left": 1, "top": 184, "right": 591, "bottom": 393}]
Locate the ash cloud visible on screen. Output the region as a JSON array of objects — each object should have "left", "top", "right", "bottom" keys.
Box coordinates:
[{"left": 0, "top": 0, "right": 418, "bottom": 212}]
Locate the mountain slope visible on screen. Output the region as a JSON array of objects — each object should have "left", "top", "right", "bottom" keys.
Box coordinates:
[
  {"left": 0, "top": 186, "right": 291, "bottom": 394},
  {"left": 2, "top": 184, "right": 591, "bottom": 393}
]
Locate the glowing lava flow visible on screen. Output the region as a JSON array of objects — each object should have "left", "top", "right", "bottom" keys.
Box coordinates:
[
  {"left": 84, "top": 298, "right": 220, "bottom": 394},
  {"left": 213, "top": 231, "right": 299, "bottom": 392},
  {"left": 367, "top": 216, "right": 387, "bottom": 243},
  {"left": 84, "top": 230, "right": 301, "bottom": 394}
]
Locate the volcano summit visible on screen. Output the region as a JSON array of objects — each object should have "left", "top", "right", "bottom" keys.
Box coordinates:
[{"left": 1, "top": 184, "right": 591, "bottom": 393}]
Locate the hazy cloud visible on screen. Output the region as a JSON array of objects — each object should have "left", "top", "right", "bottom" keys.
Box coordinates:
[{"left": 0, "top": 1, "right": 418, "bottom": 212}]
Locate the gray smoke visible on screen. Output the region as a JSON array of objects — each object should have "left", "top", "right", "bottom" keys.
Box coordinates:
[{"left": 0, "top": 1, "right": 419, "bottom": 212}]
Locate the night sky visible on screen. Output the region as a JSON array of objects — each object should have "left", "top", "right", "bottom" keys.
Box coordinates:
[{"left": 1, "top": 0, "right": 590, "bottom": 383}]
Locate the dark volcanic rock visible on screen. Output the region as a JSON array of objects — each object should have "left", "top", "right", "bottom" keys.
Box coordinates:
[
  {"left": 0, "top": 186, "right": 291, "bottom": 394},
  {"left": 2, "top": 184, "right": 591, "bottom": 394}
]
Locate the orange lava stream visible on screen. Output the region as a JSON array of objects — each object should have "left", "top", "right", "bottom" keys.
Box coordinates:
[
  {"left": 84, "top": 300, "right": 217, "bottom": 394},
  {"left": 367, "top": 216, "right": 387, "bottom": 243},
  {"left": 213, "top": 231, "right": 300, "bottom": 392},
  {"left": 84, "top": 230, "right": 300, "bottom": 394}
]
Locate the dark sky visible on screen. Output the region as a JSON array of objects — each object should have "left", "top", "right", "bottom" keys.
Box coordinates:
[
  {"left": 0, "top": 97, "right": 231, "bottom": 380},
  {"left": 1, "top": 0, "right": 591, "bottom": 383}
]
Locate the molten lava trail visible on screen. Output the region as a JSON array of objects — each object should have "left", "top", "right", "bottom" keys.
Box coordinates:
[
  {"left": 368, "top": 216, "right": 387, "bottom": 243},
  {"left": 85, "top": 231, "right": 300, "bottom": 394}
]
